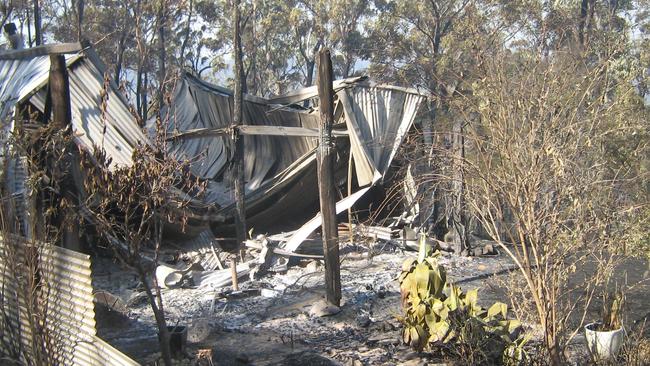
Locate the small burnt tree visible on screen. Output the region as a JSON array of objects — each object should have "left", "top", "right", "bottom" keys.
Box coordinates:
[
  {"left": 452, "top": 44, "right": 649, "bottom": 363},
  {"left": 82, "top": 134, "right": 203, "bottom": 365}
]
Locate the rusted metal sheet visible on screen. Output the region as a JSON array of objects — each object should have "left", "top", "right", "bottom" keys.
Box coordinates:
[{"left": 0, "top": 236, "right": 139, "bottom": 365}]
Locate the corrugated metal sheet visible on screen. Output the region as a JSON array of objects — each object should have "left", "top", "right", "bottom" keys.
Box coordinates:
[
  {"left": 180, "top": 229, "right": 225, "bottom": 270},
  {"left": 162, "top": 73, "right": 425, "bottom": 246},
  {"left": 0, "top": 47, "right": 158, "bottom": 241},
  {"left": 282, "top": 85, "right": 425, "bottom": 250},
  {"left": 0, "top": 236, "right": 139, "bottom": 365},
  {"left": 27, "top": 56, "right": 148, "bottom": 169},
  {"left": 157, "top": 74, "right": 319, "bottom": 189},
  {"left": 0, "top": 48, "right": 147, "bottom": 171},
  {"left": 0, "top": 55, "right": 52, "bottom": 122},
  {"left": 339, "top": 85, "right": 425, "bottom": 186}
]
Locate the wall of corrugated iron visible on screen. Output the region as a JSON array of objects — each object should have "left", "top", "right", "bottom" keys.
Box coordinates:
[{"left": 0, "top": 236, "right": 139, "bottom": 365}]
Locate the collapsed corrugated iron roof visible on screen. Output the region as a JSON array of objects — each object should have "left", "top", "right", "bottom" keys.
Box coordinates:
[
  {"left": 1, "top": 43, "right": 425, "bottom": 251},
  {"left": 155, "top": 72, "right": 426, "bottom": 250}
]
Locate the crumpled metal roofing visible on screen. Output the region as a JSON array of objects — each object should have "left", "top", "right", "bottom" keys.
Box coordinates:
[
  {"left": 159, "top": 73, "right": 426, "bottom": 246},
  {"left": 27, "top": 57, "right": 148, "bottom": 168},
  {"left": 339, "top": 84, "right": 425, "bottom": 186},
  {"left": 156, "top": 73, "right": 319, "bottom": 190},
  {"left": 0, "top": 43, "right": 425, "bottom": 250}
]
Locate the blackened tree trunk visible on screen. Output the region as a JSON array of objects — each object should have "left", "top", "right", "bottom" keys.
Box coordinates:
[
  {"left": 156, "top": 1, "right": 167, "bottom": 111},
  {"left": 232, "top": 0, "right": 247, "bottom": 267},
  {"left": 76, "top": 0, "right": 85, "bottom": 41},
  {"left": 33, "top": 0, "right": 42, "bottom": 45},
  {"left": 114, "top": 32, "right": 127, "bottom": 84}
]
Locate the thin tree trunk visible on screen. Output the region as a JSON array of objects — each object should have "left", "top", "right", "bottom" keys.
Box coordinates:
[
  {"left": 156, "top": 1, "right": 167, "bottom": 111},
  {"left": 232, "top": 0, "right": 247, "bottom": 267},
  {"left": 33, "top": 0, "right": 42, "bottom": 45},
  {"left": 0, "top": 8, "right": 13, "bottom": 31},
  {"left": 451, "top": 118, "right": 470, "bottom": 255},
  {"left": 179, "top": 0, "right": 193, "bottom": 62},
  {"left": 76, "top": 0, "right": 85, "bottom": 41},
  {"left": 114, "top": 33, "right": 127, "bottom": 84},
  {"left": 136, "top": 65, "right": 143, "bottom": 119},
  {"left": 136, "top": 266, "right": 172, "bottom": 366},
  {"left": 143, "top": 71, "right": 148, "bottom": 122},
  {"left": 27, "top": 11, "right": 33, "bottom": 47}
]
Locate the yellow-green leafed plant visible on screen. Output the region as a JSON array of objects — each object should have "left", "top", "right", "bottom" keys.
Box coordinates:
[{"left": 398, "top": 234, "right": 524, "bottom": 363}]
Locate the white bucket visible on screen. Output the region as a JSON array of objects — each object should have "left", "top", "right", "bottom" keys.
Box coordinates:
[{"left": 584, "top": 322, "right": 625, "bottom": 361}]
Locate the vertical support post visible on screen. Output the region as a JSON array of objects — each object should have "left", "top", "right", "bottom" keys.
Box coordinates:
[
  {"left": 347, "top": 148, "right": 354, "bottom": 245},
  {"left": 231, "top": 0, "right": 246, "bottom": 290},
  {"left": 49, "top": 54, "right": 79, "bottom": 251},
  {"left": 316, "top": 49, "right": 341, "bottom": 307},
  {"left": 49, "top": 55, "right": 71, "bottom": 128}
]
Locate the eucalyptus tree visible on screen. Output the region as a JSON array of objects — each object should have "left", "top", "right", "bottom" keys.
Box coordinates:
[{"left": 365, "top": 0, "right": 506, "bottom": 252}]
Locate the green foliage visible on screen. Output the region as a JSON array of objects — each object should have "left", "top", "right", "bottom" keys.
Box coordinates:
[{"left": 398, "top": 236, "right": 523, "bottom": 363}]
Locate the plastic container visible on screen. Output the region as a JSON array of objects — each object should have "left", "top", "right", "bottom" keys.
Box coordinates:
[{"left": 584, "top": 322, "right": 624, "bottom": 361}]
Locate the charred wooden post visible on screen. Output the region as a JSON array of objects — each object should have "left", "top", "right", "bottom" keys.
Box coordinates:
[
  {"left": 49, "top": 54, "right": 79, "bottom": 251},
  {"left": 231, "top": 0, "right": 246, "bottom": 289},
  {"left": 316, "top": 49, "right": 341, "bottom": 307}
]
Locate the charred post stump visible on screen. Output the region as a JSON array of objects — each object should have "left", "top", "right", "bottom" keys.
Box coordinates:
[
  {"left": 316, "top": 49, "right": 341, "bottom": 307},
  {"left": 49, "top": 54, "right": 80, "bottom": 251}
]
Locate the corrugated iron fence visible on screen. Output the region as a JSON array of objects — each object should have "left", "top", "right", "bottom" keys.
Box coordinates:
[{"left": 0, "top": 235, "right": 139, "bottom": 365}]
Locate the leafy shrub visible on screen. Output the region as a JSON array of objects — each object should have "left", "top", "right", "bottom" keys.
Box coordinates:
[{"left": 398, "top": 236, "right": 524, "bottom": 364}]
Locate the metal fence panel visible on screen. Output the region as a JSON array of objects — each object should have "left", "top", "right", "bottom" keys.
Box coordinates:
[{"left": 0, "top": 236, "right": 139, "bottom": 365}]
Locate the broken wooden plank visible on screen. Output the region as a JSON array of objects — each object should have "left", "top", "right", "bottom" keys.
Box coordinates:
[
  {"left": 165, "top": 125, "right": 348, "bottom": 141},
  {"left": 0, "top": 42, "right": 83, "bottom": 60},
  {"left": 265, "top": 76, "right": 367, "bottom": 105},
  {"left": 239, "top": 125, "right": 348, "bottom": 138}
]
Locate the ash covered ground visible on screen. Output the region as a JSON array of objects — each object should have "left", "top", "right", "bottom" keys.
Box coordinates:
[{"left": 92, "top": 240, "right": 649, "bottom": 365}]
